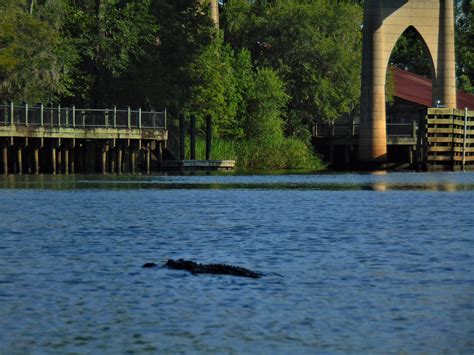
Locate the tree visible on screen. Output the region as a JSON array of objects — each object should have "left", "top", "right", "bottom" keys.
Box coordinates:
[
  {"left": 62, "top": 0, "right": 158, "bottom": 107},
  {"left": 388, "top": 27, "right": 432, "bottom": 78},
  {"left": 0, "top": 0, "right": 72, "bottom": 103},
  {"left": 222, "top": 0, "right": 362, "bottom": 136},
  {"left": 456, "top": 0, "right": 474, "bottom": 93}
]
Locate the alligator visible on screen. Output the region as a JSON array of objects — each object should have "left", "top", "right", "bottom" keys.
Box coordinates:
[{"left": 142, "top": 259, "right": 263, "bottom": 279}]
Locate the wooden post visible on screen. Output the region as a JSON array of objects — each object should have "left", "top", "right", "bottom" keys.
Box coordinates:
[
  {"left": 2, "top": 143, "right": 8, "bottom": 174},
  {"left": 105, "top": 109, "right": 109, "bottom": 127},
  {"left": 157, "top": 141, "right": 163, "bottom": 171},
  {"left": 40, "top": 104, "right": 44, "bottom": 126},
  {"left": 179, "top": 113, "right": 185, "bottom": 160},
  {"left": 117, "top": 143, "right": 123, "bottom": 174},
  {"left": 113, "top": 106, "right": 117, "bottom": 128},
  {"left": 190, "top": 114, "right": 196, "bottom": 160},
  {"left": 10, "top": 102, "right": 14, "bottom": 126},
  {"left": 127, "top": 106, "right": 131, "bottom": 129},
  {"left": 146, "top": 143, "right": 151, "bottom": 174},
  {"left": 17, "top": 146, "right": 22, "bottom": 174},
  {"left": 72, "top": 105, "right": 76, "bottom": 128},
  {"left": 463, "top": 107, "right": 468, "bottom": 171},
  {"left": 34, "top": 146, "right": 39, "bottom": 174},
  {"left": 25, "top": 103, "right": 28, "bottom": 126},
  {"left": 138, "top": 108, "right": 142, "bottom": 129},
  {"left": 57, "top": 145, "right": 62, "bottom": 174},
  {"left": 64, "top": 147, "right": 69, "bottom": 175},
  {"left": 25, "top": 139, "right": 31, "bottom": 174},
  {"left": 164, "top": 108, "right": 167, "bottom": 130},
  {"left": 102, "top": 144, "right": 107, "bottom": 175},
  {"left": 131, "top": 146, "right": 136, "bottom": 174},
  {"left": 70, "top": 147, "right": 75, "bottom": 174},
  {"left": 51, "top": 145, "right": 56, "bottom": 175},
  {"left": 206, "top": 115, "right": 212, "bottom": 160},
  {"left": 78, "top": 143, "right": 84, "bottom": 173},
  {"left": 110, "top": 146, "right": 116, "bottom": 173}
]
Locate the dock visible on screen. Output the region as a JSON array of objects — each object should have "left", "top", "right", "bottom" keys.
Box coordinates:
[
  {"left": 0, "top": 104, "right": 167, "bottom": 174},
  {"left": 162, "top": 160, "right": 236, "bottom": 172},
  {"left": 312, "top": 108, "right": 474, "bottom": 170}
]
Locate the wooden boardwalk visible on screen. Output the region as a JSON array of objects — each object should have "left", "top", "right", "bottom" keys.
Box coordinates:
[{"left": 0, "top": 104, "right": 167, "bottom": 174}]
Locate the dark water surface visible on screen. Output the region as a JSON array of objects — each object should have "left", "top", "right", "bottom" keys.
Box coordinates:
[{"left": 0, "top": 172, "right": 473, "bottom": 353}]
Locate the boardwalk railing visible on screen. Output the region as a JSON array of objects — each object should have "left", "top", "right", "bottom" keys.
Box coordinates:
[
  {"left": 0, "top": 104, "right": 167, "bottom": 129},
  {"left": 312, "top": 122, "right": 416, "bottom": 138}
]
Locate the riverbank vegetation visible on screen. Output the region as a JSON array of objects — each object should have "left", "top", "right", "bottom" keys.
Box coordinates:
[{"left": 1, "top": 0, "right": 472, "bottom": 169}]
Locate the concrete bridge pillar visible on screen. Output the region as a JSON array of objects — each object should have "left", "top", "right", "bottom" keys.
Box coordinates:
[
  {"left": 359, "top": 0, "right": 457, "bottom": 165},
  {"left": 199, "top": 0, "right": 219, "bottom": 28},
  {"left": 438, "top": 0, "right": 456, "bottom": 108}
]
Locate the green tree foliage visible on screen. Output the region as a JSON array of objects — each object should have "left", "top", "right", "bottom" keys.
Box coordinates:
[
  {"left": 0, "top": 0, "right": 72, "bottom": 103},
  {"left": 188, "top": 37, "right": 241, "bottom": 138},
  {"left": 62, "top": 0, "right": 158, "bottom": 106},
  {"left": 243, "top": 67, "right": 288, "bottom": 141},
  {"left": 388, "top": 27, "right": 432, "bottom": 78},
  {"left": 222, "top": 0, "right": 363, "bottom": 132},
  {"left": 141, "top": 0, "right": 216, "bottom": 110},
  {"left": 456, "top": 0, "right": 474, "bottom": 93}
]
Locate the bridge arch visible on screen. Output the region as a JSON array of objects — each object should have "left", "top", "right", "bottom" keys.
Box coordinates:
[
  {"left": 359, "top": 0, "right": 456, "bottom": 164},
  {"left": 386, "top": 25, "right": 437, "bottom": 82}
]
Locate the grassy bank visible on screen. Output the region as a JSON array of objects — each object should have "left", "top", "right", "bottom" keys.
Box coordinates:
[{"left": 185, "top": 137, "right": 325, "bottom": 171}]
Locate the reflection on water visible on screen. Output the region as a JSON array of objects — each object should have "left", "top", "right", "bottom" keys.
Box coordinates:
[
  {"left": 0, "top": 172, "right": 473, "bottom": 353},
  {"left": 1, "top": 172, "right": 474, "bottom": 191}
]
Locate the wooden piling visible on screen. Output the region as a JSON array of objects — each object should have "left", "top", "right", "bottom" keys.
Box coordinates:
[
  {"left": 110, "top": 147, "right": 116, "bottom": 173},
  {"left": 146, "top": 143, "right": 151, "bottom": 174},
  {"left": 17, "top": 146, "right": 22, "bottom": 174},
  {"left": 117, "top": 144, "right": 123, "bottom": 174},
  {"left": 70, "top": 147, "right": 75, "bottom": 174},
  {"left": 51, "top": 145, "right": 56, "bottom": 175},
  {"left": 206, "top": 115, "right": 212, "bottom": 160},
  {"left": 190, "top": 115, "right": 196, "bottom": 160},
  {"left": 57, "top": 148, "right": 62, "bottom": 174},
  {"left": 156, "top": 141, "right": 163, "bottom": 170},
  {"left": 2, "top": 143, "right": 8, "bottom": 175},
  {"left": 64, "top": 147, "right": 69, "bottom": 175},
  {"left": 131, "top": 147, "right": 136, "bottom": 174},
  {"left": 34, "top": 146, "right": 40, "bottom": 174},
  {"left": 101, "top": 145, "right": 107, "bottom": 175}
]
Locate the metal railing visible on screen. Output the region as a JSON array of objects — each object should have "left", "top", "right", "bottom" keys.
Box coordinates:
[
  {"left": 0, "top": 103, "right": 167, "bottom": 129},
  {"left": 312, "top": 122, "right": 417, "bottom": 138}
]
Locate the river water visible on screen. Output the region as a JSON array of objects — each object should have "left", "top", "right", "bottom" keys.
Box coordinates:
[{"left": 0, "top": 172, "right": 473, "bottom": 353}]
